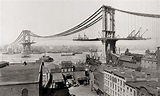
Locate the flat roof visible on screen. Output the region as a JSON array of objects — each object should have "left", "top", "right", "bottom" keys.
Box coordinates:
[
  {"left": 126, "top": 81, "right": 160, "bottom": 94},
  {"left": 74, "top": 71, "right": 86, "bottom": 79},
  {"left": 141, "top": 56, "right": 157, "bottom": 61},
  {"left": 0, "top": 64, "right": 40, "bottom": 85},
  {"left": 52, "top": 73, "right": 64, "bottom": 81},
  {"left": 104, "top": 67, "right": 145, "bottom": 80},
  {"left": 122, "top": 62, "right": 140, "bottom": 69},
  {"left": 46, "top": 63, "right": 59, "bottom": 71}
]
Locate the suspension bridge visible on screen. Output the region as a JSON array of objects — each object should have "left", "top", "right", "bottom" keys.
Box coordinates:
[{"left": 11, "top": 5, "right": 160, "bottom": 62}]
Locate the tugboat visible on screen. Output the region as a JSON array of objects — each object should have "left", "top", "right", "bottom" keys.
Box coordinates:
[
  {"left": 21, "top": 55, "right": 30, "bottom": 58},
  {"left": 39, "top": 55, "right": 54, "bottom": 62},
  {"left": 61, "top": 52, "right": 75, "bottom": 56},
  {"left": 21, "top": 53, "right": 31, "bottom": 58}
]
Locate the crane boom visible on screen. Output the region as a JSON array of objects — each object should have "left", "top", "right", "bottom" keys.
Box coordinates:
[
  {"left": 128, "top": 30, "right": 135, "bottom": 37},
  {"left": 134, "top": 27, "right": 142, "bottom": 37},
  {"left": 141, "top": 29, "right": 148, "bottom": 37}
]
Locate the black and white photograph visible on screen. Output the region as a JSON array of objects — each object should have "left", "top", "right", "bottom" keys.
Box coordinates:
[{"left": 0, "top": 0, "right": 160, "bottom": 96}]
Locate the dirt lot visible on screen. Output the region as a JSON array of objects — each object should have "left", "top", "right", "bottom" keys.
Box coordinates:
[{"left": 69, "top": 85, "right": 98, "bottom": 96}]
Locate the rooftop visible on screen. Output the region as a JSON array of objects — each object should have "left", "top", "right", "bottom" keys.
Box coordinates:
[
  {"left": 126, "top": 81, "right": 160, "bottom": 94},
  {"left": 119, "top": 55, "right": 134, "bottom": 62},
  {"left": 46, "top": 63, "right": 59, "bottom": 71},
  {"left": 104, "top": 66, "right": 159, "bottom": 82},
  {"left": 52, "top": 73, "right": 64, "bottom": 81},
  {"left": 122, "top": 62, "right": 140, "bottom": 69},
  {"left": 0, "top": 64, "right": 40, "bottom": 85},
  {"left": 141, "top": 57, "right": 157, "bottom": 62}
]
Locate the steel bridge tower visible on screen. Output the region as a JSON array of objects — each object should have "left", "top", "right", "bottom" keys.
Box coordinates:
[
  {"left": 21, "top": 30, "right": 35, "bottom": 54},
  {"left": 102, "top": 6, "right": 116, "bottom": 63}
]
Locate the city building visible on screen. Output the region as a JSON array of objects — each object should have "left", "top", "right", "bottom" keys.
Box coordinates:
[
  {"left": 0, "top": 63, "right": 43, "bottom": 96},
  {"left": 141, "top": 57, "right": 157, "bottom": 70},
  {"left": 126, "top": 81, "right": 160, "bottom": 96},
  {"left": 89, "top": 65, "right": 108, "bottom": 96},
  {"left": 103, "top": 66, "right": 160, "bottom": 96},
  {"left": 117, "top": 55, "right": 141, "bottom": 71},
  {"left": 60, "top": 61, "right": 74, "bottom": 78},
  {"left": 141, "top": 47, "right": 160, "bottom": 70}
]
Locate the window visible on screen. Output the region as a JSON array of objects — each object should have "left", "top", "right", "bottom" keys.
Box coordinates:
[
  {"left": 118, "top": 86, "right": 119, "bottom": 92},
  {"left": 123, "top": 81, "right": 125, "bottom": 87},
  {"left": 110, "top": 76, "right": 111, "bottom": 80},
  {"left": 120, "top": 88, "right": 122, "bottom": 93},
  {"left": 113, "top": 83, "right": 114, "bottom": 89},
  {"left": 120, "top": 80, "right": 122, "bottom": 86},
  {"left": 115, "top": 78, "right": 117, "bottom": 83},
  {"left": 115, "top": 85, "right": 117, "bottom": 90},
  {"left": 22, "top": 88, "right": 28, "bottom": 96},
  {"left": 123, "top": 89, "right": 125, "bottom": 93}
]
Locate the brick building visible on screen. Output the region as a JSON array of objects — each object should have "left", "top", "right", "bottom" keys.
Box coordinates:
[{"left": 0, "top": 63, "right": 43, "bottom": 96}]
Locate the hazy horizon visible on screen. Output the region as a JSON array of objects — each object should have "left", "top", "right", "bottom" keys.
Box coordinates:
[{"left": 1, "top": 0, "right": 160, "bottom": 48}]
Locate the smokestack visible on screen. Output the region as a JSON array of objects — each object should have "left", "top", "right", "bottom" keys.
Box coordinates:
[{"left": 156, "top": 47, "right": 160, "bottom": 70}]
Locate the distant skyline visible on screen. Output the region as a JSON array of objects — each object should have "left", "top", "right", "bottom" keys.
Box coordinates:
[{"left": 1, "top": 0, "right": 160, "bottom": 47}]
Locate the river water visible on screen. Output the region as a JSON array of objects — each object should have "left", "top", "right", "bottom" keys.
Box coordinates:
[
  {"left": 0, "top": 49, "right": 145, "bottom": 64},
  {"left": 0, "top": 53, "right": 89, "bottom": 64}
]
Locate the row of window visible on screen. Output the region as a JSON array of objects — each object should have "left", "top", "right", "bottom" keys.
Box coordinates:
[
  {"left": 104, "top": 73, "right": 125, "bottom": 87},
  {"left": 104, "top": 86, "right": 124, "bottom": 96},
  {"left": 142, "top": 60, "right": 157, "bottom": 64},
  {"left": 104, "top": 72, "right": 136, "bottom": 96},
  {"left": 105, "top": 84, "right": 136, "bottom": 96},
  {"left": 61, "top": 68, "right": 73, "bottom": 72},
  {"left": 104, "top": 79, "right": 125, "bottom": 94}
]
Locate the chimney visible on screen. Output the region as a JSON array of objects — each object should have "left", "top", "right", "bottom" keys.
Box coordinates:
[
  {"left": 156, "top": 47, "right": 160, "bottom": 70},
  {"left": 146, "top": 73, "right": 151, "bottom": 81},
  {"left": 131, "top": 71, "right": 136, "bottom": 82}
]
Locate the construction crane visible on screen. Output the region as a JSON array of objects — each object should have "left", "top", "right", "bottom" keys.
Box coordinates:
[
  {"left": 140, "top": 29, "right": 148, "bottom": 37},
  {"left": 128, "top": 30, "right": 136, "bottom": 37},
  {"left": 134, "top": 27, "right": 142, "bottom": 37},
  {"left": 84, "top": 33, "right": 88, "bottom": 39},
  {"left": 127, "top": 27, "right": 150, "bottom": 40}
]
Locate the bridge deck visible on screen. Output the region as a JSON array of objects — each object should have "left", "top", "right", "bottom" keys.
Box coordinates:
[{"left": 73, "top": 37, "right": 150, "bottom": 41}]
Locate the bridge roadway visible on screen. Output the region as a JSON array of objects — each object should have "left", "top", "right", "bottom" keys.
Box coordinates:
[{"left": 73, "top": 37, "right": 149, "bottom": 41}]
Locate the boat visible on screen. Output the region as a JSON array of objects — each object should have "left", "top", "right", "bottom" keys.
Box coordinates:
[
  {"left": 39, "top": 55, "right": 54, "bottom": 62},
  {"left": 21, "top": 53, "right": 31, "bottom": 58},
  {"left": 74, "top": 51, "right": 83, "bottom": 54},
  {"left": 0, "top": 61, "right": 9, "bottom": 68},
  {"left": 61, "top": 52, "right": 75, "bottom": 56},
  {"left": 21, "top": 55, "right": 30, "bottom": 58}
]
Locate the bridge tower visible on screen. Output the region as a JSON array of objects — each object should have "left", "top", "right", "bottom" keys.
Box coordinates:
[
  {"left": 102, "top": 5, "right": 116, "bottom": 63},
  {"left": 21, "top": 30, "right": 35, "bottom": 54}
]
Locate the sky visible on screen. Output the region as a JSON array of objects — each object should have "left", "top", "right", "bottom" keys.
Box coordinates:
[{"left": 0, "top": 0, "right": 160, "bottom": 48}]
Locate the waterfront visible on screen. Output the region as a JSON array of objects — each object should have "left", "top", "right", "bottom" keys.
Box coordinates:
[
  {"left": 0, "top": 53, "right": 87, "bottom": 64},
  {"left": 0, "top": 49, "right": 146, "bottom": 64}
]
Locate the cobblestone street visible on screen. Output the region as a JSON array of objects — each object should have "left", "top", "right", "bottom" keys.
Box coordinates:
[{"left": 69, "top": 85, "right": 98, "bottom": 96}]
